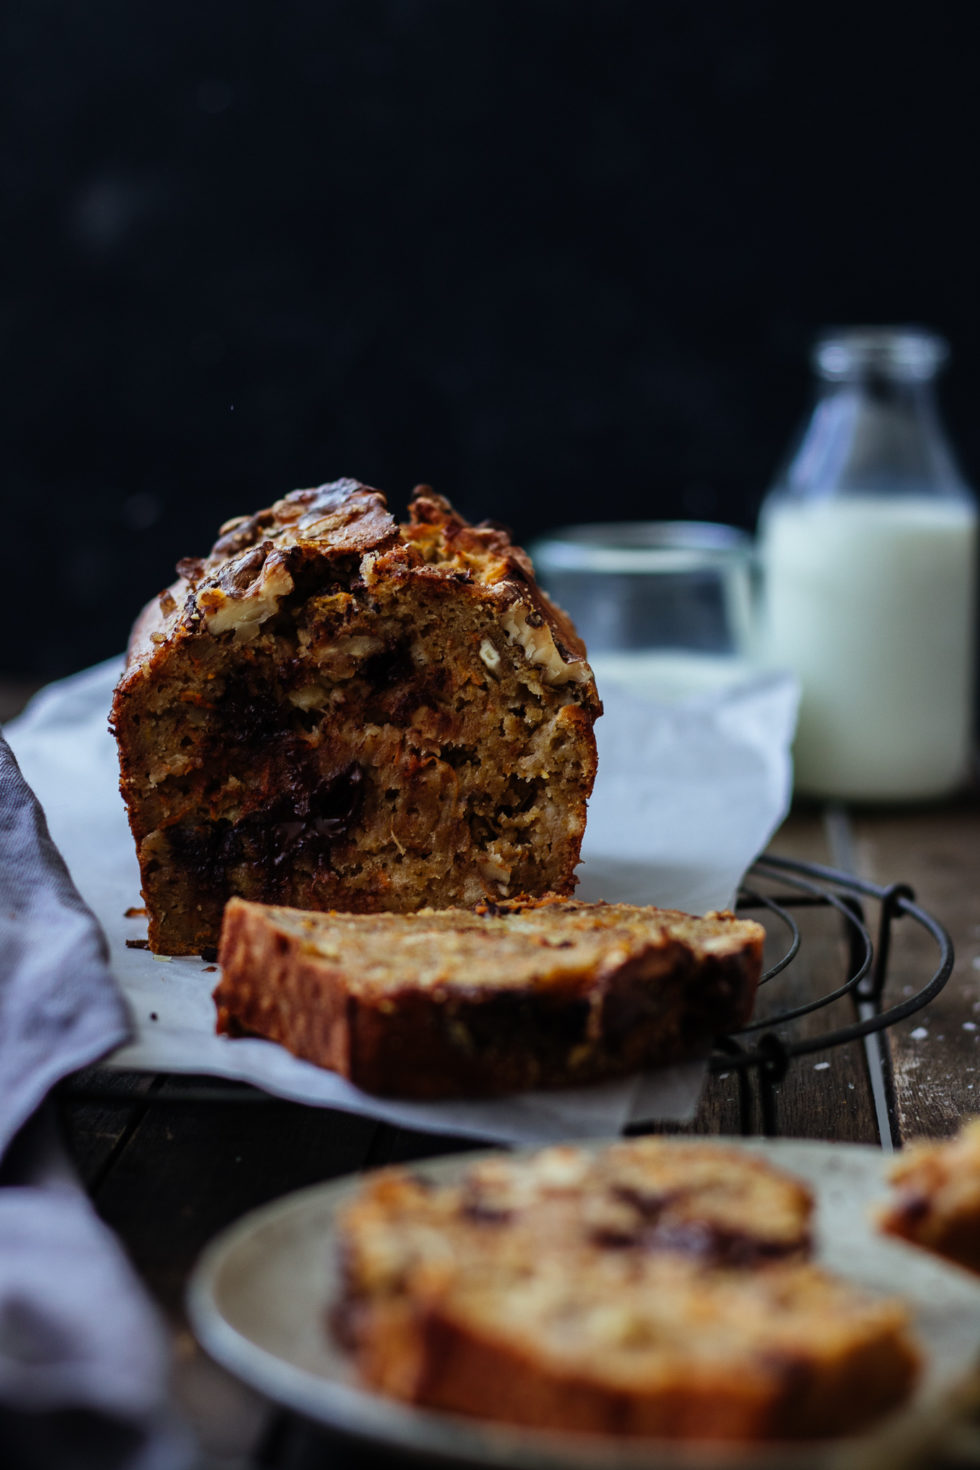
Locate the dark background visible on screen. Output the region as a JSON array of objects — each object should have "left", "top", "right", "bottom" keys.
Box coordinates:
[{"left": 3, "top": 0, "right": 977, "bottom": 678}]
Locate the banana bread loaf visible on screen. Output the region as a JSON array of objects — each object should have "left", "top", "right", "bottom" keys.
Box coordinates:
[
  {"left": 111, "top": 480, "right": 601, "bottom": 954},
  {"left": 333, "top": 1139, "right": 920, "bottom": 1441},
  {"left": 214, "top": 895, "right": 766, "bottom": 1097}
]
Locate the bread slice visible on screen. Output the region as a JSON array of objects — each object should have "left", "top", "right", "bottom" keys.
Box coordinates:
[
  {"left": 213, "top": 895, "right": 766, "bottom": 1097},
  {"left": 878, "top": 1118, "right": 980, "bottom": 1274},
  {"left": 333, "top": 1139, "right": 920, "bottom": 1441},
  {"left": 110, "top": 480, "right": 600, "bottom": 954}
]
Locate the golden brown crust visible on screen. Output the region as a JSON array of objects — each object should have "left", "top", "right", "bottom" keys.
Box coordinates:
[
  {"left": 111, "top": 479, "right": 600, "bottom": 954},
  {"left": 118, "top": 482, "right": 594, "bottom": 703},
  {"left": 122, "top": 481, "right": 400, "bottom": 674},
  {"left": 214, "top": 896, "right": 765, "bottom": 1097},
  {"left": 397, "top": 1296, "right": 917, "bottom": 1440},
  {"left": 333, "top": 1140, "right": 920, "bottom": 1441},
  {"left": 877, "top": 1118, "right": 980, "bottom": 1274},
  {"left": 405, "top": 487, "right": 590, "bottom": 665}
]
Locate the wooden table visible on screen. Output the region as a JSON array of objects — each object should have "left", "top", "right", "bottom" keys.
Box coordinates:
[{"left": 47, "top": 790, "right": 979, "bottom": 1469}]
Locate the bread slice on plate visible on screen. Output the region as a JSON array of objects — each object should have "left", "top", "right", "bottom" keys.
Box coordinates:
[
  {"left": 878, "top": 1117, "right": 980, "bottom": 1274},
  {"left": 111, "top": 480, "right": 601, "bottom": 954},
  {"left": 213, "top": 895, "right": 766, "bottom": 1097},
  {"left": 332, "top": 1138, "right": 920, "bottom": 1441}
]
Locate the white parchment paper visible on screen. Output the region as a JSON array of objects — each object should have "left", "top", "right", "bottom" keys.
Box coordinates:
[{"left": 5, "top": 659, "right": 798, "bottom": 1145}]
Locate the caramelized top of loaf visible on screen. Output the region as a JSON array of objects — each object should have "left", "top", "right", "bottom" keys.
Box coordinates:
[
  {"left": 121, "top": 479, "right": 596, "bottom": 697},
  {"left": 222, "top": 895, "right": 766, "bottom": 999}
]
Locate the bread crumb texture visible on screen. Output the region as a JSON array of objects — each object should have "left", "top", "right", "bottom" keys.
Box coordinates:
[
  {"left": 213, "top": 896, "right": 766, "bottom": 1097},
  {"left": 334, "top": 1137, "right": 920, "bottom": 1441},
  {"left": 878, "top": 1116, "right": 980, "bottom": 1273},
  {"left": 111, "top": 480, "right": 601, "bottom": 954}
]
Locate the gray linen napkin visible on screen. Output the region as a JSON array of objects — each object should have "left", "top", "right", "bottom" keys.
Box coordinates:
[{"left": 0, "top": 732, "right": 193, "bottom": 1469}]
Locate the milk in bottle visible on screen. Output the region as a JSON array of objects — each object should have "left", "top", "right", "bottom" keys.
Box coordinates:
[{"left": 758, "top": 329, "right": 977, "bottom": 801}]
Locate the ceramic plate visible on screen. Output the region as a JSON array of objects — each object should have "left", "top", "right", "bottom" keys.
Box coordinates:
[{"left": 187, "top": 1137, "right": 980, "bottom": 1470}]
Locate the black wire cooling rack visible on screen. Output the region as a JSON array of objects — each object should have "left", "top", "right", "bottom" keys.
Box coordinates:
[
  {"left": 723, "top": 852, "right": 954, "bottom": 1142},
  {"left": 59, "top": 852, "right": 954, "bottom": 1144}
]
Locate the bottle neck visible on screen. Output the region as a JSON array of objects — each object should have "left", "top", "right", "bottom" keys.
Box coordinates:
[{"left": 776, "top": 368, "right": 970, "bottom": 503}]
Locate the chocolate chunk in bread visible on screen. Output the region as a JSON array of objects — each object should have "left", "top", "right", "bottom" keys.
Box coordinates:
[
  {"left": 111, "top": 480, "right": 600, "bottom": 954},
  {"left": 213, "top": 895, "right": 766, "bottom": 1096},
  {"left": 334, "top": 1139, "right": 920, "bottom": 1441}
]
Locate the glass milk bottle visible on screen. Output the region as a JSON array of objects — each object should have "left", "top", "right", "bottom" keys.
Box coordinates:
[{"left": 758, "top": 327, "right": 977, "bottom": 801}]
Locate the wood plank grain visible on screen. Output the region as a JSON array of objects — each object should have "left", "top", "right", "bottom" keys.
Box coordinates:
[
  {"left": 55, "top": 1068, "right": 161, "bottom": 1188},
  {"left": 745, "top": 815, "right": 881, "bottom": 1145},
  {"left": 80, "top": 1085, "right": 376, "bottom": 1317},
  {"left": 849, "top": 792, "right": 980, "bottom": 1142},
  {"left": 669, "top": 810, "right": 882, "bottom": 1142},
  {"left": 61, "top": 1081, "right": 380, "bottom": 1465}
]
